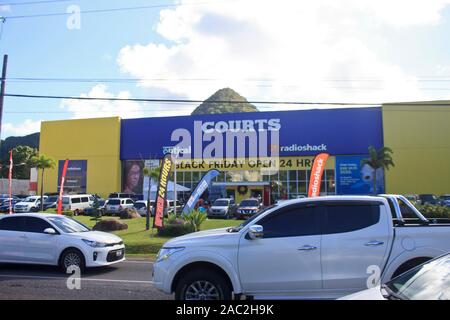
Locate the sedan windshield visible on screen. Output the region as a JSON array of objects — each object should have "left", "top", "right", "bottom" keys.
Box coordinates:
[
  {"left": 385, "top": 254, "right": 450, "bottom": 300},
  {"left": 213, "top": 200, "right": 229, "bottom": 206},
  {"left": 47, "top": 216, "right": 90, "bottom": 233},
  {"left": 25, "top": 198, "right": 38, "bottom": 203},
  {"left": 46, "top": 196, "right": 58, "bottom": 203},
  {"left": 239, "top": 200, "right": 259, "bottom": 207}
]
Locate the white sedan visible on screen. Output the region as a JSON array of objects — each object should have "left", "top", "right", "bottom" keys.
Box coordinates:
[
  {"left": 0, "top": 213, "right": 125, "bottom": 272},
  {"left": 341, "top": 253, "right": 450, "bottom": 300}
]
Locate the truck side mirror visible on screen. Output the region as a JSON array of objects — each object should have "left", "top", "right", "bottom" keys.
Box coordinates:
[{"left": 248, "top": 225, "right": 264, "bottom": 240}]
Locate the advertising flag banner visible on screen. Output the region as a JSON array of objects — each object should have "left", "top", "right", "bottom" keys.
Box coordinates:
[
  {"left": 182, "top": 169, "right": 220, "bottom": 215},
  {"left": 153, "top": 154, "right": 173, "bottom": 228},
  {"left": 308, "top": 153, "right": 330, "bottom": 197},
  {"left": 8, "top": 150, "right": 13, "bottom": 214},
  {"left": 57, "top": 159, "right": 70, "bottom": 215}
]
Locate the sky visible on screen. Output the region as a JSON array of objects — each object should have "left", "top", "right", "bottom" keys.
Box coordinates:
[{"left": 1, "top": 0, "right": 450, "bottom": 138}]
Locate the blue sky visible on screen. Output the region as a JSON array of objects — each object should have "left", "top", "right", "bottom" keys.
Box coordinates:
[{"left": 1, "top": 0, "right": 450, "bottom": 138}]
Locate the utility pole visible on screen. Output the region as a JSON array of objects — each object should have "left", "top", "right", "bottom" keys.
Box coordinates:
[{"left": 0, "top": 54, "right": 8, "bottom": 143}]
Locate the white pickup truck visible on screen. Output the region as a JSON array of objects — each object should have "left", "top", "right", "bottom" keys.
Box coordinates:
[{"left": 153, "top": 195, "right": 450, "bottom": 300}]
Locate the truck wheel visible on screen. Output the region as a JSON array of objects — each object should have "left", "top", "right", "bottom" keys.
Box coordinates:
[
  {"left": 59, "top": 248, "right": 86, "bottom": 273},
  {"left": 175, "top": 269, "right": 231, "bottom": 300}
]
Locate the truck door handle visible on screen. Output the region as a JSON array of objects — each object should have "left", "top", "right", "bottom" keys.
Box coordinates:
[
  {"left": 298, "top": 245, "right": 317, "bottom": 251},
  {"left": 365, "top": 241, "right": 384, "bottom": 246}
]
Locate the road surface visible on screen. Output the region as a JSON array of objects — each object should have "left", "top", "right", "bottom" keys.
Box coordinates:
[{"left": 0, "top": 260, "right": 172, "bottom": 300}]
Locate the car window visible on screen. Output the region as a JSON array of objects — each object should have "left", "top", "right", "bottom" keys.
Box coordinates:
[
  {"left": 214, "top": 200, "right": 229, "bottom": 206},
  {"left": 134, "top": 203, "right": 146, "bottom": 209},
  {"left": 71, "top": 198, "right": 81, "bottom": 204},
  {"left": 126, "top": 199, "right": 133, "bottom": 204},
  {"left": 23, "top": 217, "right": 53, "bottom": 234},
  {"left": 0, "top": 216, "right": 25, "bottom": 231},
  {"left": 258, "top": 205, "right": 320, "bottom": 238},
  {"left": 108, "top": 199, "right": 120, "bottom": 205},
  {"left": 322, "top": 202, "right": 381, "bottom": 234},
  {"left": 89, "top": 196, "right": 94, "bottom": 201},
  {"left": 81, "top": 197, "right": 89, "bottom": 203},
  {"left": 109, "top": 193, "right": 118, "bottom": 199}
]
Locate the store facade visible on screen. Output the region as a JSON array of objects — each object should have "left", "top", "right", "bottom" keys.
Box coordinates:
[{"left": 39, "top": 103, "right": 450, "bottom": 201}]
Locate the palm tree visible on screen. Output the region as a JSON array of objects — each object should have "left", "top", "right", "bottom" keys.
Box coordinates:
[
  {"left": 29, "top": 155, "right": 56, "bottom": 211},
  {"left": 361, "top": 146, "right": 395, "bottom": 195},
  {"left": 143, "top": 166, "right": 160, "bottom": 230}
]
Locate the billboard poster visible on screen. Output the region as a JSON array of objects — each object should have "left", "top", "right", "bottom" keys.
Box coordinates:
[
  {"left": 58, "top": 160, "right": 87, "bottom": 194},
  {"left": 335, "top": 155, "right": 385, "bottom": 195},
  {"left": 122, "top": 160, "right": 145, "bottom": 194}
]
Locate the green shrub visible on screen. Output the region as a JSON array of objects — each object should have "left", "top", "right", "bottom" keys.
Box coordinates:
[
  {"left": 62, "top": 210, "right": 74, "bottom": 217},
  {"left": 414, "top": 204, "right": 450, "bottom": 219},
  {"left": 120, "top": 208, "right": 141, "bottom": 220},
  {"left": 183, "top": 210, "right": 207, "bottom": 232},
  {"left": 93, "top": 219, "right": 128, "bottom": 232},
  {"left": 157, "top": 222, "right": 195, "bottom": 237}
]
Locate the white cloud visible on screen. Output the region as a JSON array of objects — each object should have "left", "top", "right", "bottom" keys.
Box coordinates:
[
  {"left": 117, "top": 0, "right": 450, "bottom": 107},
  {"left": 60, "top": 84, "right": 145, "bottom": 119},
  {"left": 2, "top": 119, "right": 41, "bottom": 137},
  {"left": 0, "top": 5, "right": 10, "bottom": 12}
]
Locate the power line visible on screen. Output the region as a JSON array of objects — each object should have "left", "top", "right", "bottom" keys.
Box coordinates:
[
  {"left": 4, "top": 93, "right": 383, "bottom": 105},
  {"left": 0, "top": 0, "right": 73, "bottom": 6},
  {"left": 3, "top": 0, "right": 238, "bottom": 20},
  {"left": 8, "top": 76, "right": 450, "bottom": 82}
]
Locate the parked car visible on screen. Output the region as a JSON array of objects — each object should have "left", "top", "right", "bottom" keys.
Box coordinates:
[
  {"left": 83, "top": 199, "right": 108, "bottom": 216},
  {"left": 43, "top": 196, "right": 59, "bottom": 211},
  {"left": 153, "top": 194, "right": 450, "bottom": 300},
  {"left": 108, "top": 193, "right": 144, "bottom": 202},
  {"left": 14, "top": 196, "right": 48, "bottom": 213},
  {"left": 105, "top": 198, "right": 134, "bottom": 215},
  {"left": 403, "top": 194, "right": 420, "bottom": 202},
  {"left": 167, "top": 200, "right": 183, "bottom": 215},
  {"left": 0, "top": 196, "right": 19, "bottom": 206},
  {"left": 235, "top": 198, "right": 263, "bottom": 219},
  {"left": 0, "top": 213, "right": 125, "bottom": 272},
  {"left": 61, "top": 194, "right": 94, "bottom": 215},
  {"left": 418, "top": 194, "right": 440, "bottom": 205},
  {"left": 341, "top": 253, "right": 450, "bottom": 300},
  {"left": 439, "top": 194, "right": 450, "bottom": 207},
  {"left": 208, "top": 198, "right": 237, "bottom": 219},
  {"left": 134, "top": 200, "right": 148, "bottom": 216},
  {"left": 0, "top": 199, "right": 21, "bottom": 213}
]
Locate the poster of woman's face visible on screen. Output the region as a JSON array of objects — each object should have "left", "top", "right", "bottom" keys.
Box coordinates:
[{"left": 122, "top": 160, "right": 144, "bottom": 194}]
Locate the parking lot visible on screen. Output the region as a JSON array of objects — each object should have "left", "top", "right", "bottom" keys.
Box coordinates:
[{"left": 0, "top": 259, "right": 171, "bottom": 300}]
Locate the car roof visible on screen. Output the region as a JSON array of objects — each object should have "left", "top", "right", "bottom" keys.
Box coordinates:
[
  {"left": 215, "top": 198, "right": 231, "bottom": 201},
  {"left": 272, "top": 195, "right": 388, "bottom": 208},
  {"left": 0, "top": 213, "right": 63, "bottom": 219}
]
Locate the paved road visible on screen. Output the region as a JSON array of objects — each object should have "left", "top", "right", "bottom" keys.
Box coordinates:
[{"left": 0, "top": 260, "right": 172, "bottom": 300}]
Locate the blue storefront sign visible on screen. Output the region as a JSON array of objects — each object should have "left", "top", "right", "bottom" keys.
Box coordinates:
[
  {"left": 58, "top": 160, "right": 87, "bottom": 193},
  {"left": 335, "top": 155, "right": 385, "bottom": 195},
  {"left": 120, "top": 107, "right": 383, "bottom": 160}
]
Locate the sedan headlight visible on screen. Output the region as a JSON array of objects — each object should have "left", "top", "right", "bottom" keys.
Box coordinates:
[
  {"left": 82, "top": 239, "right": 108, "bottom": 248},
  {"left": 156, "top": 247, "right": 185, "bottom": 263}
]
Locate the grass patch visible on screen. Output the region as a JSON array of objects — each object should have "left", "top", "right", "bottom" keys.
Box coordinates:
[{"left": 73, "top": 215, "right": 241, "bottom": 257}]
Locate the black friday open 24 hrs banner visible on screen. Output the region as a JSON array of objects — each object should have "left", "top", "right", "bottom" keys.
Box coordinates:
[{"left": 153, "top": 154, "right": 173, "bottom": 228}]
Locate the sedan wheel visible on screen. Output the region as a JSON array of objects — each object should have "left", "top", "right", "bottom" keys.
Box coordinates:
[{"left": 60, "top": 249, "right": 85, "bottom": 273}]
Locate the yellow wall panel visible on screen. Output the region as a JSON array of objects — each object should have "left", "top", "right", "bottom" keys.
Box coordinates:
[
  {"left": 39, "top": 117, "right": 122, "bottom": 198},
  {"left": 382, "top": 103, "right": 450, "bottom": 194}
]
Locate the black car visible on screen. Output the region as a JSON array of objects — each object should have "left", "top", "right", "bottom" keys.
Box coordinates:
[{"left": 418, "top": 194, "right": 441, "bottom": 205}]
